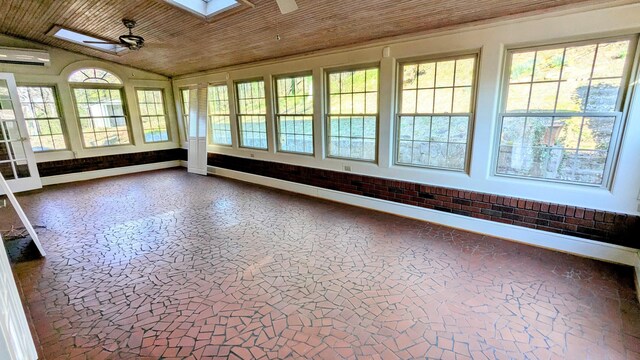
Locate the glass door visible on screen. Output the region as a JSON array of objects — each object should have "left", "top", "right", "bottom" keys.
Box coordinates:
[{"left": 0, "top": 73, "right": 41, "bottom": 193}]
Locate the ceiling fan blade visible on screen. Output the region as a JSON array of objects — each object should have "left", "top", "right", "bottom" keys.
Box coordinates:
[
  {"left": 276, "top": 0, "right": 298, "bottom": 14},
  {"left": 84, "top": 40, "right": 121, "bottom": 45}
]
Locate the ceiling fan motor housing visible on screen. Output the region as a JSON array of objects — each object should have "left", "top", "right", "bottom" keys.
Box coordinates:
[{"left": 119, "top": 35, "right": 144, "bottom": 50}]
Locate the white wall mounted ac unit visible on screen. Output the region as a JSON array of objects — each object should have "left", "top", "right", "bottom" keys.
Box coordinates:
[{"left": 0, "top": 46, "right": 50, "bottom": 66}]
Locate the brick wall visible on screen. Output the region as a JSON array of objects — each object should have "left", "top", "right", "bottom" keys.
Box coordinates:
[
  {"left": 208, "top": 153, "right": 640, "bottom": 248},
  {"left": 37, "top": 149, "right": 187, "bottom": 178}
]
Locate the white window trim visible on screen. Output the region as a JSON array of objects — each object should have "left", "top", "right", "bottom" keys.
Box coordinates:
[
  {"left": 273, "top": 72, "right": 315, "bottom": 156},
  {"left": 207, "top": 83, "right": 233, "bottom": 147},
  {"left": 16, "top": 84, "right": 70, "bottom": 153},
  {"left": 234, "top": 78, "right": 268, "bottom": 150},
  {"left": 135, "top": 88, "right": 171, "bottom": 144},
  {"left": 492, "top": 35, "right": 639, "bottom": 188},
  {"left": 395, "top": 52, "right": 480, "bottom": 173},
  {"left": 69, "top": 82, "right": 133, "bottom": 149},
  {"left": 324, "top": 64, "right": 381, "bottom": 163}
]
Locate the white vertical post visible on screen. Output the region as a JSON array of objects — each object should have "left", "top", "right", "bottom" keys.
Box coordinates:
[
  {"left": 378, "top": 47, "right": 396, "bottom": 169},
  {"left": 187, "top": 85, "right": 208, "bottom": 175}
]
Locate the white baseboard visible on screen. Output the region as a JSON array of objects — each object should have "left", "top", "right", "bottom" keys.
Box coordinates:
[
  {"left": 41, "top": 161, "right": 182, "bottom": 186},
  {"left": 207, "top": 165, "right": 640, "bottom": 269}
]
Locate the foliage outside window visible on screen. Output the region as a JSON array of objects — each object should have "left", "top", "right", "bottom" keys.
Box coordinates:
[
  {"left": 398, "top": 55, "right": 477, "bottom": 170},
  {"left": 327, "top": 67, "right": 379, "bottom": 161},
  {"left": 180, "top": 88, "right": 190, "bottom": 139},
  {"left": 275, "top": 74, "right": 313, "bottom": 154},
  {"left": 17, "top": 86, "right": 67, "bottom": 151},
  {"left": 497, "top": 37, "right": 634, "bottom": 185},
  {"left": 235, "top": 79, "right": 267, "bottom": 149},
  {"left": 207, "top": 85, "right": 232, "bottom": 145},
  {"left": 136, "top": 89, "right": 169, "bottom": 143}
]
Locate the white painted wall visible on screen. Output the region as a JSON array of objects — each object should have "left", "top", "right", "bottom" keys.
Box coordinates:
[
  {"left": 173, "top": 3, "right": 640, "bottom": 216},
  {"left": 0, "top": 34, "right": 181, "bottom": 164}
]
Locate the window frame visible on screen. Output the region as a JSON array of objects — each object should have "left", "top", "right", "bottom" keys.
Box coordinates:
[
  {"left": 207, "top": 82, "right": 233, "bottom": 147},
  {"left": 273, "top": 71, "right": 315, "bottom": 156},
  {"left": 324, "top": 63, "right": 381, "bottom": 163},
  {"left": 394, "top": 51, "right": 480, "bottom": 173},
  {"left": 493, "top": 35, "right": 638, "bottom": 188},
  {"left": 16, "top": 83, "right": 69, "bottom": 152},
  {"left": 69, "top": 81, "right": 133, "bottom": 149},
  {"left": 179, "top": 87, "right": 191, "bottom": 141},
  {"left": 134, "top": 87, "right": 171, "bottom": 144},
  {"left": 234, "top": 77, "right": 269, "bottom": 150}
]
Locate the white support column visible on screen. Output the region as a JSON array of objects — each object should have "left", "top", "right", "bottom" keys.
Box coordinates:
[
  {"left": 378, "top": 47, "right": 395, "bottom": 169},
  {"left": 263, "top": 74, "right": 276, "bottom": 154},
  {"left": 312, "top": 68, "right": 325, "bottom": 161},
  {"left": 226, "top": 76, "right": 241, "bottom": 150}
]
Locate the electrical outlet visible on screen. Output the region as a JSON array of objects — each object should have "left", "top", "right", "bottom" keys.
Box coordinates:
[
  {"left": 250, "top": 153, "right": 255, "bottom": 158},
  {"left": 343, "top": 165, "right": 352, "bottom": 172}
]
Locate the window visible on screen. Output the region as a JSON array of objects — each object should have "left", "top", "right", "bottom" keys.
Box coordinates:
[
  {"left": 68, "top": 68, "right": 122, "bottom": 84},
  {"left": 327, "top": 66, "right": 378, "bottom": 161},
  {"left": 163, "top": 0, "right": 243, "bottom": 19},
  {"left": 69, "top": 68, "right": 130, "bottom": 148},
  {"left": 207, "top": 84, "right": 232, "bottom": 145},
  {"left": 397, "top": 55, "right": 477, "bottom": 170},
  {"left": 136, "top": 89, "right": 169, "bottom": 143},
  {"left": 17, "top": 86, "right": 67, "bottom": 151},
  {"left": 274, "top": 74, "right": 313, "bottom": 154},
  {"left": 235, "top": 79, "right": 267, "bottom": 149},
  {"left": 496, "top": 37, "right": 635, "bottom": 185},
  {"left": 50, "top": 26, "right": 127, "bottom": 54},
  {"left": 180, "top": 88, "right": 190, "bottom": 139}
]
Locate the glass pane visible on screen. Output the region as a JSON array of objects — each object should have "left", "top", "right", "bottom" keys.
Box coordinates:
[
  {"left": 455, "top": 58, "right": 475, "bottom": 86},
  {"left": 528, "top": 82, "right": 558, "bottom": 112},
  {"left": 533, "top": 48, "right": 564, "bottom": 81},
  {"left": 592, "top": 41, "right": 630, "bottom": 78},
  {"left": 585, "top": 78, "right": 620, "bottom": 112},
  {"left": 430, "top": 116, "right": 449, "bottom": 142},
  {"left": 435, "top": 60, "right": 455, "bottom": 87},
  {"left": 506, "top": 84, "right": 531, "bottom": 113},
  {"left": 510, "top": 52, "right": 535, "bottom": 83}
]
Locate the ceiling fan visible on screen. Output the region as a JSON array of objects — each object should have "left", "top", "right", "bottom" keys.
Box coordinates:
[{"left": 83, "top": 19, "right": 144, "bottom": 51}]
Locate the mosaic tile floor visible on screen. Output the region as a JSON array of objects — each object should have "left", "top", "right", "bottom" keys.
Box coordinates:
[{"left": 2, "top": 168, "right": 639, "bottom": 359}]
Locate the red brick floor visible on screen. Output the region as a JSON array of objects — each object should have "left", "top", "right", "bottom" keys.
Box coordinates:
[{"left": 2, "top": 168, "right": 639, "bottom": 359}]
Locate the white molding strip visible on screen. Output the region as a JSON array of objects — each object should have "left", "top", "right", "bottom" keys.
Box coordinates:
[
  {"left": 41, "top": 161, "right": 182, "bottom": 186},
  {"left": 207, "top": 165, "right": 640, "bottom": 268}
]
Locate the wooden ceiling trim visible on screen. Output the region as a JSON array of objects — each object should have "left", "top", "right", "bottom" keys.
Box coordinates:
[{"left": 0, "top": 0, "right": 630, "bottom": 77}]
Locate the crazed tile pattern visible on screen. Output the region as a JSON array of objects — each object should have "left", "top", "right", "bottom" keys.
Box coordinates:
[{"left": 2, "top": 169, "right": 640, "bottom": 359}]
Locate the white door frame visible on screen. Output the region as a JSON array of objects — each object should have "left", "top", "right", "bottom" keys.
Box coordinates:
[{"left": 0, "top": 73, "right": 41, "bottom": 194}]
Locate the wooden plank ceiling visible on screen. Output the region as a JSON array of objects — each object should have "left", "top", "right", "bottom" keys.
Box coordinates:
[{"left": 0, "top": 0, "right": 623, "bottom": 77}]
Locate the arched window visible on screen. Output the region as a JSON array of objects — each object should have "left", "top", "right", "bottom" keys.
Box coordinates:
[
  {"left": 68, "top": 68, "right": 130, "bottom": 148},
  {"left": 68, "top": 68, "right": 122, "bottom": 84}
]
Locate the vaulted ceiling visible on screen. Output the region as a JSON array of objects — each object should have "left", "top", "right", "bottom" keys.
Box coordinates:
[{"left": 0, "top": 0, "right": 623, "bottom": 77}]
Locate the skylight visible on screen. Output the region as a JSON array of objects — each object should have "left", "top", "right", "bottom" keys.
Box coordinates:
[
  {"left": 49, "top": 27, "right": 127, "bottom": 55},
  {"left": 164, "top": 0, "right": 240, "bottom": 18}
]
